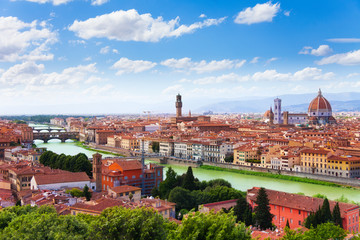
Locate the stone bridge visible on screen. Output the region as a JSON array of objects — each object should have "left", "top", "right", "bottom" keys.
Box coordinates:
[
  {"left": 32, "top": 127, "right": 66, "bottom": 133},
  {"left": 33, "top": 132, "right": 79, "bottom": 143}
]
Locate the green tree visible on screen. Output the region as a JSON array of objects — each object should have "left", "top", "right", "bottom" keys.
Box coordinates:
[
  {"left": 168, "top": 187, "right": 195, "bottom": 213},
  {"left": 303, "top": 222, "right": 346, "bottom": 240},
  {"left": 168, "top": 210, "right": 251, "bottom": 240},
  {"left": 83, "top": 185, "right": 91, "bottom": 201},
  {"left": 152, "top": 142, "right": 160, "bottom": 153},
  {"left": 224, "top": 154, "right": 234, "bottom": 163},
  {"left": 89, "top": 206, "right": 176, "bottom": 240},
  {"left": 286, "top": 219, "right": 290, "bottom": 229},
  {"left": 332, "top": 202, "right": 342, "bottom": 228},
  {"left": 253, "top": 187, "right": 274, "bottom": 230},
  {"left": 207, "top": 179, "right": 232, "bottom": 188},
  {"left": 159, "top": 167, "right": 178, "bottom": 199},
  {"left": 182, "top": 166, "right": 196, "bottom": 191},
  {"left": 321, "top": 198, "right": 332, "bottom": 223}
]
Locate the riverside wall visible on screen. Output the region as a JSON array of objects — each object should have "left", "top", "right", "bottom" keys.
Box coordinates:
[{"left": 202, "top": 161, "right": 360, "bottom": 187}]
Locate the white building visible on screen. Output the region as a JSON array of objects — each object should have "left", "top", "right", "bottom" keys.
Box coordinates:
[
  {"left": 31, "top": 172, "right": 91, "bottom": 191},
  {"left": 174, "top": 142, "right": 187, "bottom": 159}
]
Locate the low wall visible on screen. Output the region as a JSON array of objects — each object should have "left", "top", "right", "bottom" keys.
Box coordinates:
[
  {"left": 161, "top": 157, "right": 202, "bottom": 168},
  {"left": 203, "top": 162, "right": 360, "bottom": 187}
]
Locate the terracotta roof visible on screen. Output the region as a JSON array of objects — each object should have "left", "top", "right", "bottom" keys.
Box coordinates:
[
  {"left": 110, "top": 185, "right": 141, "bottom": 194},
  {"left": 34, "top": 172, "right": 90, "bottom": 185},
  {"left": 247, "top": 188, "right": 358, "bottom": 218},
  {"left": 308, "top": 90, "right": 332, "bottom": 112}
]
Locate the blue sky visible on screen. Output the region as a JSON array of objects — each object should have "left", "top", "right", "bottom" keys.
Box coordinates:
[{"left": 1, "top": 0, "right": 360, "bottom": 114}]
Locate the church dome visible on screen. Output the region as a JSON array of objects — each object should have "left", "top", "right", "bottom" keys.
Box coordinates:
[
  {"left": 264, "top": 110, "right": 270, "bottom": 118},
  {"left": 308, "top": 89, "right": 332, "bottom": 113}
]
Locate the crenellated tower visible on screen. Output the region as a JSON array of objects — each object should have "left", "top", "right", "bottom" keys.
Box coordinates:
[{"left": 176, "top": 94, "right": 182, "bottom": 117}]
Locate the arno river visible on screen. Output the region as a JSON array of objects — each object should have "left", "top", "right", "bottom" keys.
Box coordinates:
[{"left": 34, "top": 138, "right": 360, "bottom": 203}]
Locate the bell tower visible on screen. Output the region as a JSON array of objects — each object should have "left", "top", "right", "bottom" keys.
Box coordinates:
[
  {"left": 175, "top": 94, "right": 182, "bottom": 117},
  {"left": 92, "top": 153, "right": 102, "bottom": 192}
]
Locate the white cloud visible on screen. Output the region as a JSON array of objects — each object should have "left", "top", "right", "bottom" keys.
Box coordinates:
[
  {"left": 100, "top": 46, "right": 110, "bottom": 54},
  {"left": 192, "top": 73, "right": 250, "bottom": 85},
  {"left": 84, "top": 56, "right": 92, "bottom": 61},
  {"left": 252, "top": 67, "right": 334, "bottom": 81},
  {"left": 327, "top": 38, "right": 360, "bottom": 43},
  {"left": 199, "top": 14, "right": 207, "bottom": 18},
  {"left": 0, "top": 16, "right": 57, "bottom": 62},
  {"left": 234, "top": 2, "right": 280, "bottom": 24},
  {"left": 162, "top": 84, "right": 184, "bottom": 95},
  {"left": 112, "top": 49, "right": 119, "bottom": 54},
  {"left": 161, "top": 57, "right": 245, "bottom": 73},
  {"left": 265, "top": 57, "right": 278, "bottom": 65},
  {"left": 317, "top": 49, "right": 360, "bottom": 65},
  {"left": 69, "top": 9, "right": 226, "bottom": 42},
  {"left": 83, "top": 84, "right": 113, "bottom": 95},
  {"left": 347, "top": 73, "right": 360, "bottom": 78},
  {"left": 299, "top": 45, "right": 332, "bottom": 56},
  {"left": 252, "top": 69, "right": 289, "bottom": 81},
  {"left": 91, "top": 0, "right": 109, "bottom": 6},
  {"left": 111, "top": 57, "right": 157, "bottom": 75},
  {"left": 0, "top": 62, "right": 98, "bottom": 86},
  {"left": 10, "top": 0, "right": 73, "bottom": 5},
  {"left": 250, "top": 57, "right": 260, "bottom": 64},
  {"left": 283, "top": 11, "right": 290, "bottom": 16}
]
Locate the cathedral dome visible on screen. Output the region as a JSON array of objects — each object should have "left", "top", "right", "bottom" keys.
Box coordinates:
[{"left": 308, "top": 89, "right": 332, "bottom": 113}]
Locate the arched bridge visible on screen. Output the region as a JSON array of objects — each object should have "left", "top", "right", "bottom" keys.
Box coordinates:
[
  {"left": 33, "top": 132, "right": 79, "bottom": 143},
  {"left": 32, "top": 127, "right": 66, "bottom": 133}
]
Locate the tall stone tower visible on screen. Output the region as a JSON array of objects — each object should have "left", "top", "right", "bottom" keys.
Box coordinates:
[
  {"left": 274, "top": 98, "right": 282, "bottom": 124},
  {"left": 176, "top": 94, "right": 182, "bottom": 117},
  {"left": 92, "top": 153, "right": 102, "bottom": 192}
]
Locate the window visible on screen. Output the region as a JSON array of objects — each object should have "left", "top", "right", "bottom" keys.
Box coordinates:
[
  {"left": 290, "top": 209, "right": 292, "bottom": 213},
  {"left": 282, "top": 207, "right": 284, "bottom": 211},
  {"left": 298, "top": 220, "right": 301, "bottom": 225},
  {"left": 124, "top": 176, "right": 128, "bottom": 180},
  {"left": 132, "top": 175, "right": 136, "bottom": 179},
  {"left": 299, "top": 210, "right": 301, "bottom": 215},
  {"left": 290, "top": 219, "right": 293, "bottom": 224},
  {"left": 274, "top": 206, "right": 277, "bottom": 209}
]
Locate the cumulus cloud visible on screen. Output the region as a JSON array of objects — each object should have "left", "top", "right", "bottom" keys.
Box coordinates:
[
  {"left": 199, "top": 14, "right": 207, "bottom": 18},
  {"left": 162, "top": 84, "right": 184, "bottom": 95},
  {"left": 69, "top": 9, "right": 226, "bottom": 42},
  {"left": 0, "top": 62, "right": 98, "bottom": 86},
  {"left": 188, "top": 73, "right": 250, "bottom": 85},
  {"left": 250, "top": 57, "right": 260, "bottom": 64},
  {"left": 265, "top": 57, "right": 278, "bottom": 65},
  {"left": 111, "top": 57, "right": 157, "bottom": 75},
  {"left": 234, "top": 2, "right": 280, "bottom": 24},
  {"left": 161, "top": 57, "right": 245, "bottom": 73},
  {"left": 299, "top": 45, "right": 332, "bottom": 56},
  {"left": 317, "top": 49, "right": 360, "bottom": 65},
  {"left": 91, "top": 0, "right": 109, "bottom": 6},
  {"left": 10, "top": 0, "right": 73, "bottom": 5},
  {"left": 252, "top": 67, "right": 334, "bottom": 81},
  {"left": 100, "top": 46, "right": 110, "bottom": 54},
  {"left": 327, "top": 38, "right": 360, "bottom": 43},
  {"left": 0, "top": 16, "right": 57, "bottom": 62}
]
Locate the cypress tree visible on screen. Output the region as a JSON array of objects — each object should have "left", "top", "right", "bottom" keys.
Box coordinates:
[
  {"left": 254, "top": 187, "right": 274, "bottom": 230},
  {"left": 244, "top": 205, "right": 253, "bottom": 226},
  {"left": 182, "top": 166, "right": 196, "bottom": 191},
  {"left": 332, "top": 202, "right": 342, "bottom": 228},
  {"left": 83, "top": 185, "right": 91, "bottom": 201},
  {"left": 233, "top": 197, "right": 248, "bottom": 223},
  {"left": 286, "top": 219, "right": 290, "bottom": 229},
  {"left": 321, "top": 198, "right": 332, "bottom": 223}
]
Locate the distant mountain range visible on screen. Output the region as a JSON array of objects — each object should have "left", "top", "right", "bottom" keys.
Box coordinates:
[{"left": 196, "top": 92, "right": 360, "bottom": 113}]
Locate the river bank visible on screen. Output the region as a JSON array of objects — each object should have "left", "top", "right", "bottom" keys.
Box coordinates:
[
  {"left": 33, "top": 139, "right": 360, "bottom": 202},
  {"left": 74, "top": 141, "right": 126, "bottom": 157}
]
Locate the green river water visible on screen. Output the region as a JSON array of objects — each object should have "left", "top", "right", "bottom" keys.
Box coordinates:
[{"left": 34, "top": 138, "right": 360, "bottom": 203}]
